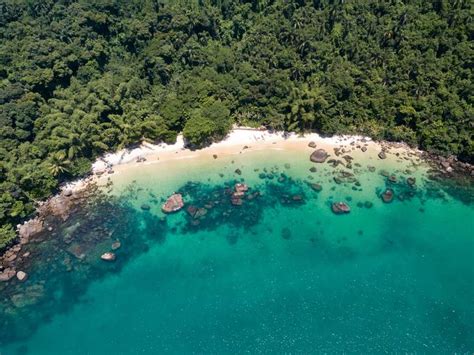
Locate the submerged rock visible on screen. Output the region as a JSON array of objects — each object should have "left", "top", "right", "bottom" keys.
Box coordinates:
[
  {"left": 111, "top": 241, "right": 121, "bottom": 250},
  {"left": 364, "top": 201, "right": 374, "bottom": 208},
  {"left": 141, "top": 204, "right": 151, "bottom": 211},
  {"left": 231, "top": 183, "right": 249, "bottom": 206},
  {"left": 331, "top": 202, "right": 351, "bottom": 214},
  {"left": 281, "top": 228, "right": 292, "bottom": 240},
  {"left": 11, "top": 284, "right": 44, "bottom": 308},
  {"left": 310, "top": 149, "right": 329, "bottom": 163},
  {"left": 67, "top": 243, "right": 86, "bottom": 260},
  {"left": 388, "top": 175, "right": 397, "bottom": 183},
  {"left": 162, "top": 193, "right": 184, "bottom": 213},
  {"left": 310, "top": 183, "right": 322, "bottom": 192},
  {"left": 407, "top": 177, "right": 416, "bottom": 186},
  {"left": 381, "top": 189, "right": 394, "bottom": 203},
  {"left": 231, "top": 197, "right": 243, "bottom": 206},
  {"left": 235, "top": 183, "right": 248, "bottom": 193},
  {"left": 101, "top": 252, "right": 116, "bottom": 262}
]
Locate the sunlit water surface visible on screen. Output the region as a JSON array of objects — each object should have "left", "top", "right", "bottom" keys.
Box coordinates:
[{"left": 1, "top": 148, "right": 473, "bottom": 354}]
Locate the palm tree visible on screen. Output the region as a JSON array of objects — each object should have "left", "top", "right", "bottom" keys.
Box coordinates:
[{"left": 47, "top": 151, "right": 71, "bottom": 177}]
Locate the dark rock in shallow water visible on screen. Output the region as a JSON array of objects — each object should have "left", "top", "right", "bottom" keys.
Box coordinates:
[
  {"left": 342, "top": 155, "right": 353, "bottom": 163},
  {"left": 162, "top": 193, "right": 184, "bottom": 213},
  {"left": 234, "top": 168, "right": 242, "bottom": 175},
  {"left": 141, "top": 204, "right": 151, "bottom": 211},
  {"left": 308, "top": 141, "right": 317, "bottom": 148},
  {"left": 309, "top": 167, "right": 317, "bottom": 173},
  {"left": 10, "top": 284, "right": 44, "bottom": 308},
  {"left": 235, "top": 183, "right": 248, "bottom": 193},
  {"left": 212, "top": 154, "right": 218, "bottom": 159},
  {"left": 67, "top": 243, "right": 86, "bottom": 260},
  {"left": 310, "top": 149, "right": 329, "bottom": 163},
  {"left": 388, "top": 175, "right": 397, "bottom": 183},
  {"left": 361, "top": 146, "right": 367, "bottom": 152},
  {"left": 381, "top": 189, "right": 394, "bottom": 203},
  {"left": 194, "top": 208, "right": 208, "bottom": 219},
  {"left": 364, "top": 201, "right": 374, "bottom": 208},
  {"left": 281, "top": 228, "right": 292, "bottom": 240},
  {"left": 331, "top": 202, "right": 351, "bottom": 214},
  {"left": 378, "top": 151, "right": 387, "bottom": 159},
  {"left": 101, "top": 252, "right": 116, "bottom": 262},
  {"left": 231, "top": 197, "right": 243, "bottom": 206},
  {"left": 186, "top": 205, "right": 198, "bottom": 217},
  {"left": 407, "top": 177, "right": 416, "bottom": 186},
  {"left": 327, "top": 159, "right": 343, "bottom": 168},
  {"left": 111, "top": 241, "right": 121, "bottom": 250},
  {"left": 310, "top": 183, "right": 322, "bottom": 192}
]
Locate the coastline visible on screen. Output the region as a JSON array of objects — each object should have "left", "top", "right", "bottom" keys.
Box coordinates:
[
  {"left": 1, "top": 127, "right": 473, "bottom": 348},
  {"left": 5, "top": 127, "right": 471, "bottom": 262},
  {"left": 90, "top": 127, "right": 420, "bottom": 181}
]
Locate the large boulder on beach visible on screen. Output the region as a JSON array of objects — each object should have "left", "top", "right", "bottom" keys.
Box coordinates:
[
  {"left": 308, "top": 141, "right": 317, "bottom": 148},
  {"left": 378, "top": 151, "right": 387, "bottom": 159},
  {"left": 162, "top": 193, "right": 184, "bottom": 213},
  {"left": 331, "top": 202, "right": 351, "bottom": 214},
  {"left": 310, "top": 149, "right": 329, "bottom": 163}
]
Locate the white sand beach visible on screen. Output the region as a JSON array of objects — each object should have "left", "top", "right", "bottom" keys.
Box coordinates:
[{"left": 58, "top": 126, "right": 422, "bottom": 196}]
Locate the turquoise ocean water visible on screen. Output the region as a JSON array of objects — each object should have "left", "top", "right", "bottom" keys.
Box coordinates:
[{"left": 1, "top": 147, "right": 473, "bottom": 354}]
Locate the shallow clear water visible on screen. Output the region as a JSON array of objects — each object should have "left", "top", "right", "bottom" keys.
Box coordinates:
[{"left": 1, "top": 147, "right": 473, "bottom": 354}]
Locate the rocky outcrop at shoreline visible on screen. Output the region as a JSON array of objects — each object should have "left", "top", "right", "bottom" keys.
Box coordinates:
[{"left": 1, "top": 179, "right": 99, "bottom": 285}]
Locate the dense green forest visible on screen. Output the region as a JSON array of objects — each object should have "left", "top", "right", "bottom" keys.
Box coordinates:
[{"left": 0, "top": 0, "right": 473, "bottom": 248}]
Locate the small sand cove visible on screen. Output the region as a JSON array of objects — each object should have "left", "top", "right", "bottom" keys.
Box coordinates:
[{"left": 90, "top": 127, "right": 422, "bottom": 186}]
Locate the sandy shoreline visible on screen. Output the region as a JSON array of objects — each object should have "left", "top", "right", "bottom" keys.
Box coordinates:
[
  {"left": 89, "top": 127, "right": 406, "bottom": 183},
  {"left": 15, "top": 127, "right": 421, "bottom": 235}
]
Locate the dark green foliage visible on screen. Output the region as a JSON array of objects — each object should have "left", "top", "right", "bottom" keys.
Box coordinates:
[{"left": 0, "top": 0, "right": 472, "bottom": 246}]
